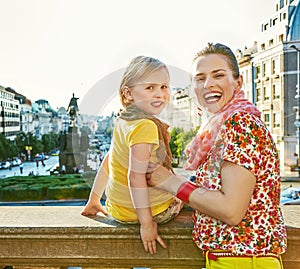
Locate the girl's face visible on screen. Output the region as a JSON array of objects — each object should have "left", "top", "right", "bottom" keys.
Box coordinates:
[
  {"left": 125, "top": 67, "right": 170, "bottom": 115},
  {"left": 192, "top": 54, "right": 242, "bottom": 114}
]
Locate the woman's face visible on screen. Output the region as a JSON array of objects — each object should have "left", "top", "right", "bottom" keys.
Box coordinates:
[{"left": 192, "top": 54, "right": 242, "bottom": 114}]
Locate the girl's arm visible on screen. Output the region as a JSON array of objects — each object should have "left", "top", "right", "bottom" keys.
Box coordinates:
[
  {"left": 81, "top": 153, "right": 110, "bottom": 216},
  {"left": 148, "top": 161, "right": 256, "bottom": 226},
  {"left": 128, "top": 143, "right": 166, "bottom": 255}
]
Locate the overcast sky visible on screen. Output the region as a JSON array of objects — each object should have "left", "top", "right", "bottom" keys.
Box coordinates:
[{"left": 0, "top": 0, "right": 275, "bottom": 116}]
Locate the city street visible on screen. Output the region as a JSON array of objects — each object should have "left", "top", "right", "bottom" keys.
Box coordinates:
[
  {"left": 0, "top": 156, "right": 59, "bottom": 178},
  {"left": 0, "top": 158, "right": 299, "bottom": 191}
]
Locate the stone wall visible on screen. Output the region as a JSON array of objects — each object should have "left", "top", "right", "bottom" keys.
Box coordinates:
[{"left": 0, "top": 206, "right": 299, "bottom": 269}]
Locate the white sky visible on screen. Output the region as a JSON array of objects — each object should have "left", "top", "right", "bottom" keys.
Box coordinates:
[{"left": 0, "top": 0, "right": 275, "bottom": 116}]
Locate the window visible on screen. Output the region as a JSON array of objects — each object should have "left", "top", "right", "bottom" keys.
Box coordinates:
[
  {"left": 278, "top": 34, "right": 284, "bottom": 42},
  {"left": 264, "top": 113, "right": 270, "bottom": 128},
  {"left": 269, "top": 39, "right": 274, "bottom": 46},
  {"left": 283, "top": 12, "right": 286, "bottom": 20},
  {"left": 264, "top": 86, "right": 271, "bottom": 101},
  {"left": 272, "top": 58, "right": 280, "bottom": 75},
  {"left": 263, "top": 62, "right": 270, "bottom": 77},
  {"left": 256, "top": 87, "right": 261, "bottom": 102},
  {"left": 273, "top": 113, "right": 280, "bottom": 128},
  {"left": 273, "top": 84, "right": 280, "bottom": 99},
  {"left": 255, "top": 65, "right": 261, "bottom": 79}
]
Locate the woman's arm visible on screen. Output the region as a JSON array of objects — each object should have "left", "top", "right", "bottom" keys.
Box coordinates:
[
  {"left": 128, "top": 143, "right": 166, "bottom": 255},
  {"left": 81, "top": 153, "right": 110, "bottom": 216},
  {"left": 148, "top": 161, "right": 256, "bottom": 226}
]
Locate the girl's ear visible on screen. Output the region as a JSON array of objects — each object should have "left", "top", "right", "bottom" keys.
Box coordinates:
[{"left": 122, "top": 86, "right": 134, "bottom": 103}]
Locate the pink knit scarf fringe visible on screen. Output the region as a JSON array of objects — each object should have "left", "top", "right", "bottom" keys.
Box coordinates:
[{"left": 185, "top": 89, "right": 261, "bottom": 171}]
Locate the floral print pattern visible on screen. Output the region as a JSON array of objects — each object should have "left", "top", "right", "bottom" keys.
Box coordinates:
[{"left": 192, "top": 112, "right": 287, "bottom": 255}]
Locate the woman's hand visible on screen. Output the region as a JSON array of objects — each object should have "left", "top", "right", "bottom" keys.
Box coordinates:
[
  {"left": 146, "top": 163, "right": 174, "bottom": 188},
  {"left": 147, "top": 163, "right": 184, "bottom": 195}
]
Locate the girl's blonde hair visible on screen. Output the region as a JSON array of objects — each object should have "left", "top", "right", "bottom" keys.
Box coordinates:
[{"left": 119, "top": 56, "right": 169, "bottom": 107}]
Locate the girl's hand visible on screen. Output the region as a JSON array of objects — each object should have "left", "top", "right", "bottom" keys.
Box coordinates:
[
  {"left": 140, "top": 220, "right": 166, "bottom": 255},
  {"left": 81, "top": 200, "right": 108, "bottom": 216}
]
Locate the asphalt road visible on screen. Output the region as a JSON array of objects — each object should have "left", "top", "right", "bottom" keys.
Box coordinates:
[{"left": 0, "top": 156, "right": 59, "bottom": 178}]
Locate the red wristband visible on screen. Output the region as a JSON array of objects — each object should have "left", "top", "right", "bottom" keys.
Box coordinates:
[{"left": 176, "top": 181, "right": 198, "bottom": 203}]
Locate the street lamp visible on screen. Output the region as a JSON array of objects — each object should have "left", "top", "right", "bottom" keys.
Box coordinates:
[{"left": 290, "top": 44, "right": 300, "bottom": 176}]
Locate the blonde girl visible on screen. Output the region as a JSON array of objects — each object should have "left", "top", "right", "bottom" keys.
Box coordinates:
[{"left": 82, "top": 56, "right": 182, "bottom": 255}]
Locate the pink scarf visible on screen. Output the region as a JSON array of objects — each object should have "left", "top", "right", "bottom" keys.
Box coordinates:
[{"left": 185, "top": 89, "right": 261, "bottom": 171}]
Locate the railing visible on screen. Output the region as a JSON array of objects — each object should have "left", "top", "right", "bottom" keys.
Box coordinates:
[{"left": 0, "top": 206, "right": 299, "bottom": 269}]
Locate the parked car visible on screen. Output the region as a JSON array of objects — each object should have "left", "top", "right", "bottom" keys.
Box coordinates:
[
  {"left": 280, "top": 187, "right": 300, "bottom": 205},
  {"left": 1, "top": 161, "right": 11, "bottom": 169},
  {"left": 14, "top": 158, "right": 22, "bottom": 166},
  {"left": 9, "top": 158, "right": 21, "bottom": 167},
  {"left": 50, "top": 150, "right": 60, "bottom": 156}
]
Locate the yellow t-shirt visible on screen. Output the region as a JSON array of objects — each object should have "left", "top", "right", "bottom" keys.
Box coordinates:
[{"left": 105, "top": 118, "right": 173, "bottom": 222}]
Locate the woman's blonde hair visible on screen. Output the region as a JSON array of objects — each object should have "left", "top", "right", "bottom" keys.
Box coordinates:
[{"left": 119, "top": 56, "right": 169, "bottom": 107}]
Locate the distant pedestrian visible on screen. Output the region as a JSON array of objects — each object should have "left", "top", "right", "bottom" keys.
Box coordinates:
[
  {"left": 19, "top": 163, "right": 23, "bottom": 174},
  {"left": 61, "top": 164, "right": 66, "bottom": 174},
  {"left": 41, "top": 152, "right": 46, "bottom": 167},
  {"left": 35, "top": 159, "right": 39, "bottom": 167}
]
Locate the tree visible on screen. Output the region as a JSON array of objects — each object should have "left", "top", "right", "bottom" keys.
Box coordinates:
[
  {"left": 169, "top": 127, "right": 183, "bottom": 157},
  {"left": 15, "top": 132, "right": 28, "bottom": 156},
  {"left": 169, "top": 127, "right": 199, "bottom": 158},
  {"left": 0, "top": 134, "right": 18, "bottom": 161},
  {"left": 105, "top": 127, "right": 112, "bottom": 138},
  {"left": 41, "top": 133, "right": 60, "bottom": 153}
]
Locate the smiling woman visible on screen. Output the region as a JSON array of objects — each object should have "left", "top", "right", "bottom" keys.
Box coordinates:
[{"left": 147, "top": 43, "right": 287, "bottom": 269}]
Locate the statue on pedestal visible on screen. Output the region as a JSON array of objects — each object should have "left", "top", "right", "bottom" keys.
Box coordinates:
[
  {"left": 57, "top": 93, "right": 88, "bottom": 174},
  {"left": 67, "top": 93, "right": 79, "bottom": 126}
]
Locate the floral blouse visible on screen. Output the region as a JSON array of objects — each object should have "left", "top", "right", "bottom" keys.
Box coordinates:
[{"left": 192, "top": 112, "right": 287, "bottom": 255}]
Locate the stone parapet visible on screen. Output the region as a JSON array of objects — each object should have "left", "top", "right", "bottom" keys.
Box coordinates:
[{"left": 0, "top": 206, "right": 299, "bottom": 269}]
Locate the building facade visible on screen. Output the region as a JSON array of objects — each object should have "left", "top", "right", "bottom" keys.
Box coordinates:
[
  {"left": 0, "top": 86, "right": 20, "bottom": 140},
  {"left": 236, "top": 0, "right": 300, "bottom": 173}
]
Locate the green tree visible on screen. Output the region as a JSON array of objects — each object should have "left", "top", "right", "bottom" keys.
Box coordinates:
[
  {"left": 15, "top": 132, "right": 28, "bottom": 156},
  {"left": 169, "top": 127, "right": 183, "bottom": 157},
  {"left": 105, "top": 127, "right": 112, "bottom": 138},
  {"left": 42, "top": 133, "right": 60, "bottom": 153},
  {"left": 169, "top": 127, "right": 199, "bottom": 158},
  {"left": 15, "top": 132, "right": 44, "bottom": 159},
  {"left": 0, "top": 134, "right": 18, "bottom": 161}
]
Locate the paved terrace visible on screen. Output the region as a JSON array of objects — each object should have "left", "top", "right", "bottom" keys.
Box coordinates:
[{"left": 0, "top": 205, "right": 299, "bottom": 269}]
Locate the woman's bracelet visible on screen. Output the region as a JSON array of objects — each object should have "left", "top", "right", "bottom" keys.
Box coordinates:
[{"left": 176, "top": 181, "right": 199, "bottom": 203}]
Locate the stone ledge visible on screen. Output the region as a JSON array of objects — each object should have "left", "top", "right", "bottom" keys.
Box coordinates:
[{"left": 0, "top": 206, "right": 299, "bottom": 269}]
